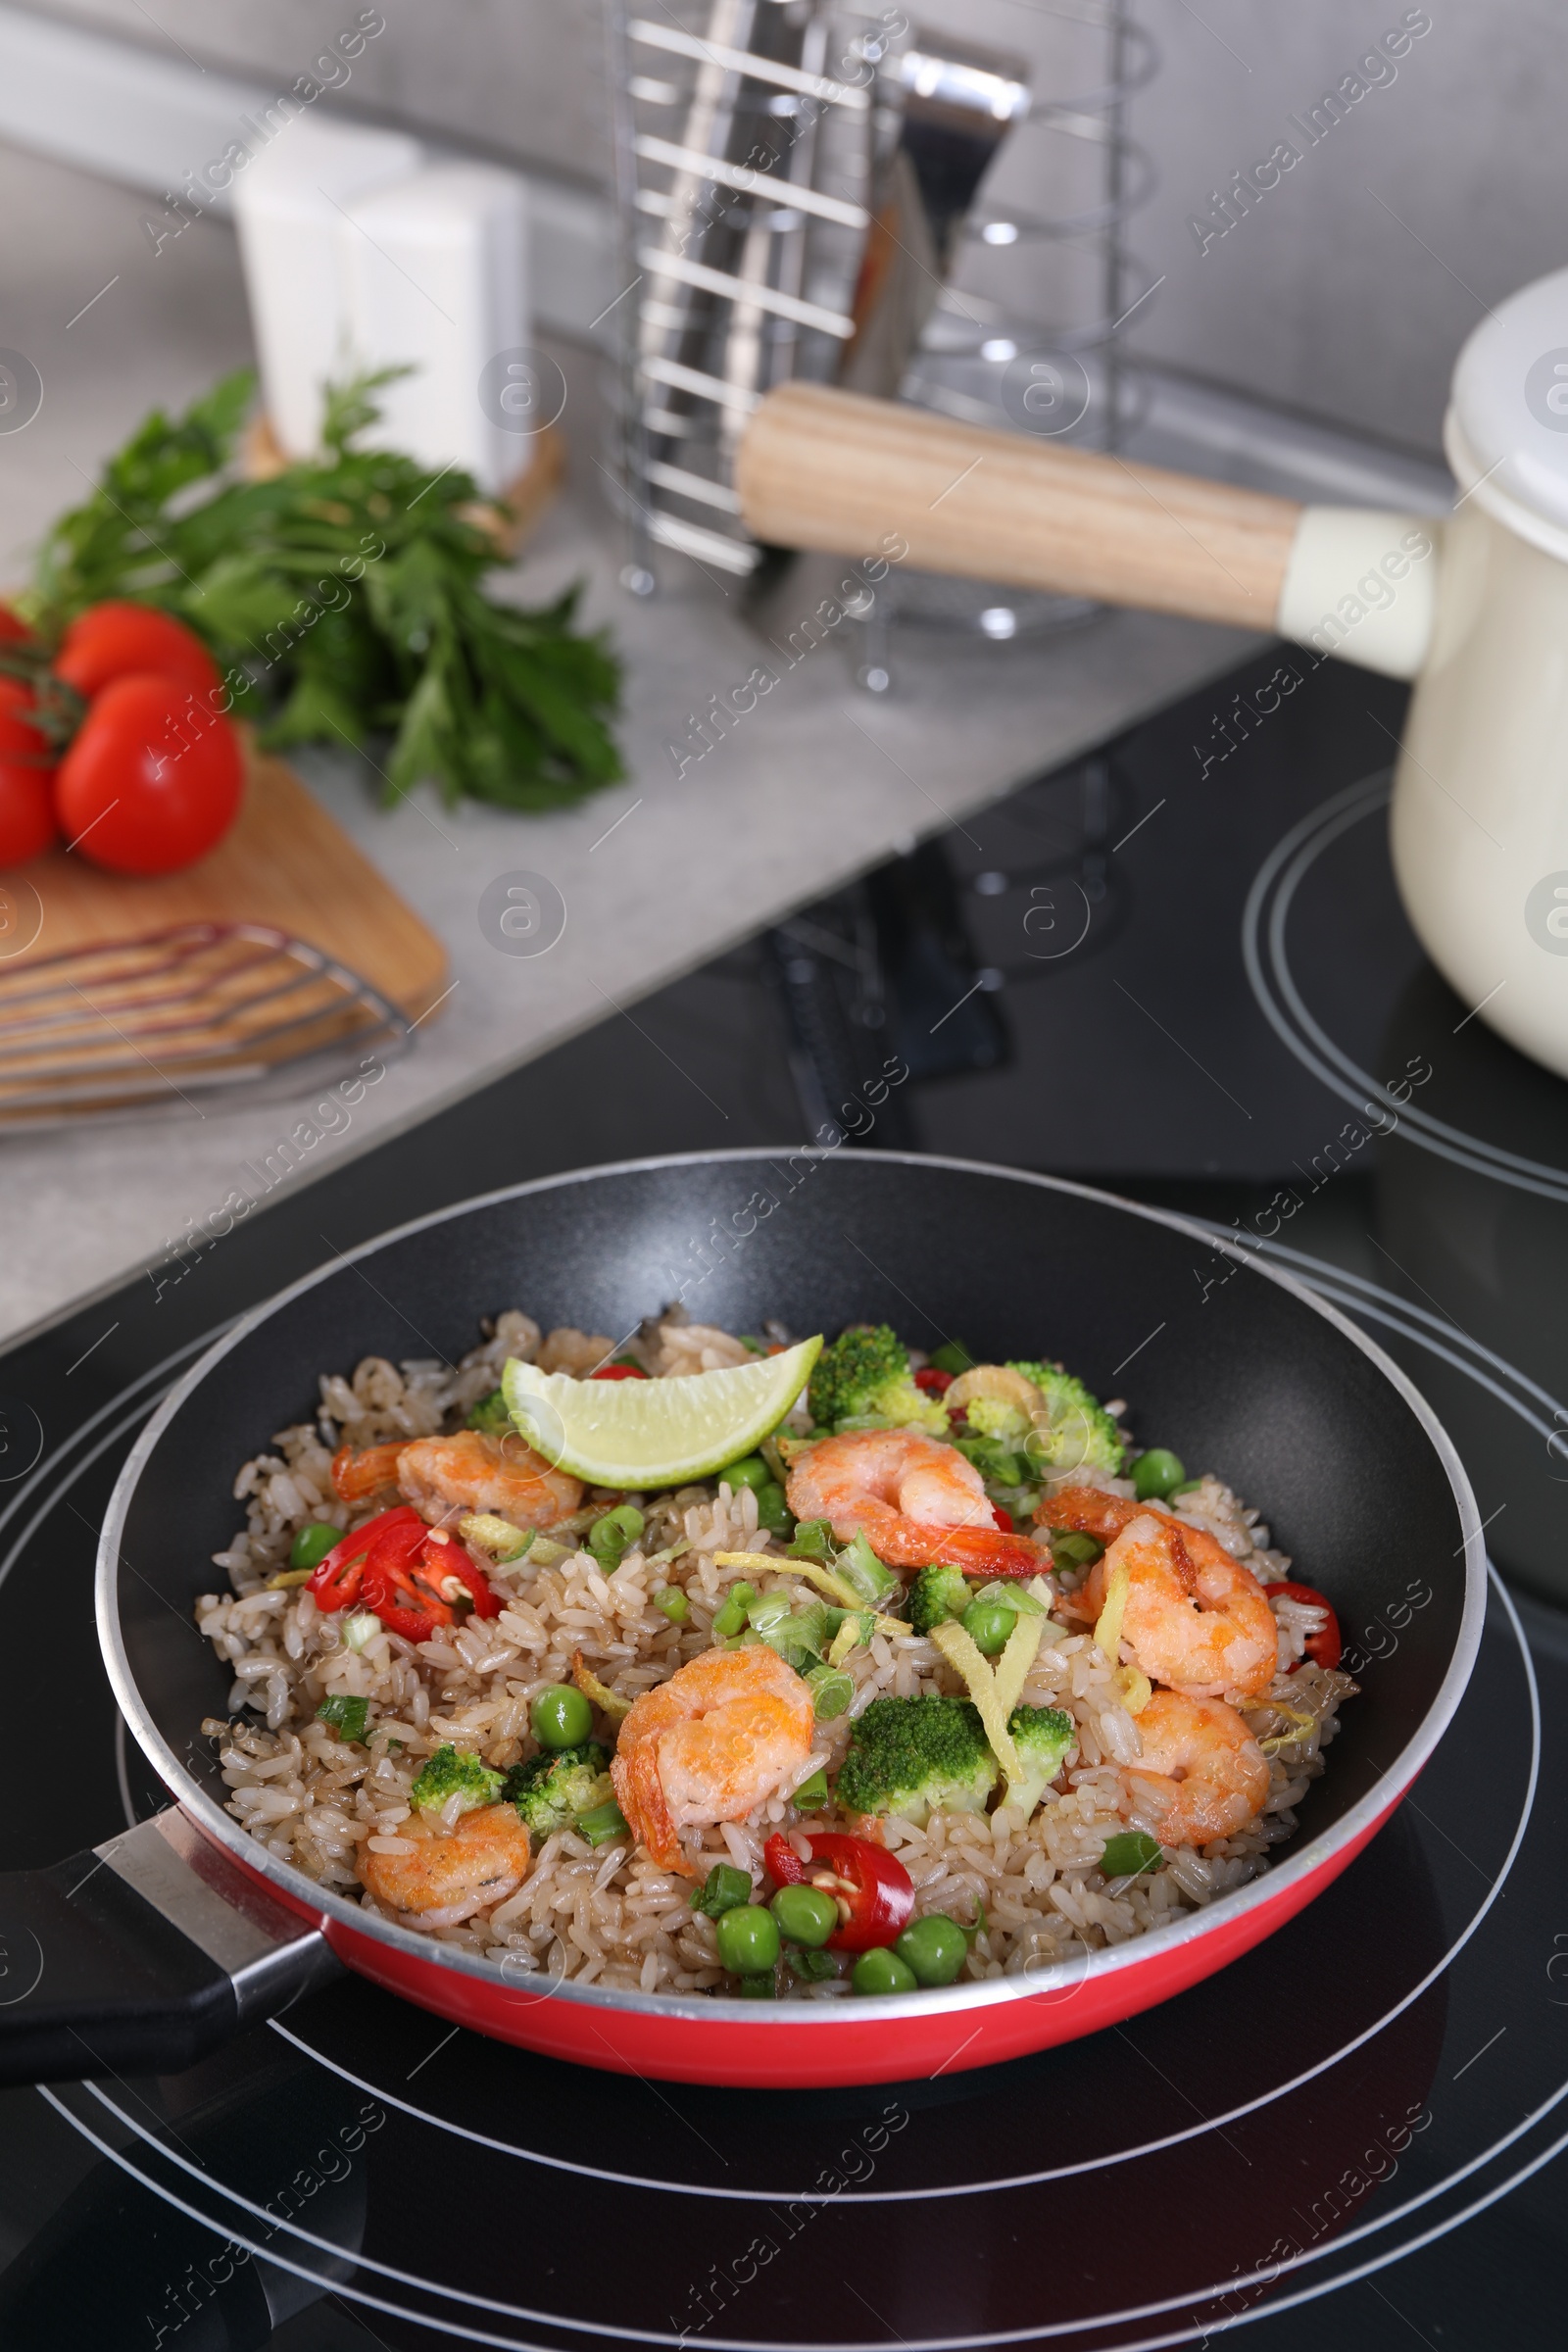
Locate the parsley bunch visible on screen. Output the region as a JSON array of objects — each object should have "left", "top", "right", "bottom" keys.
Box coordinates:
[{"left": 24, "top": 368, "right": 623, "bottom": 812}]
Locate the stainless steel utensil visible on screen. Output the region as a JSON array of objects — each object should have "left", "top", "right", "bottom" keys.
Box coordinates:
[{"left": 0, "top": 922, "right": 411, "bottom": 1128}]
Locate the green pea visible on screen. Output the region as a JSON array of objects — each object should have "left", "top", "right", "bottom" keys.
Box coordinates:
[
  {"left": 755, "top": 1481, "right": 792, "bottom": 1535},
  {"left": 711, "top": 1582, "right": 756, "bottom": 1639},
  {"left": 1132, "top": 1448, "right": 1187, "bottom": 1501},
  {"left": 770, "top": 1884, "right": 839, "bottom": 1948},
  {"left": 852, "top": 1946, "right": 918, "bottom": 1996},
  {"left": 714, "top": 1904, "right": 781, "bottom": 1975},
  {"left": 289, "top": 1520, "right": 343, "bottom": 1572},
  {"left": 895, "top": 1914, "right": 968, "bottom": 1986},
  {"left": 530, "top": 1685, "right": 594, "bottom": 1748},
  {"left": 654, "top": 1586, "right": 689, "bottom": 1623},
  {"left": 720, "top": 1455, "right": 773, "bottom": 1494},
  {"left": 961, "top": 1596, "right": 1015, "bottom": 1656}
]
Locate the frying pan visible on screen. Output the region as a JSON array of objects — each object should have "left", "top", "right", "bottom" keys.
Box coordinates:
[{"left": 1, "top": 1152, "right": 1483, "bottom": 2090}]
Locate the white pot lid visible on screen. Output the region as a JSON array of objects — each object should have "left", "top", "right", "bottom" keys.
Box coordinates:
[{"left": 1445, "top": 263, "right": 1568, "bottom": 561}]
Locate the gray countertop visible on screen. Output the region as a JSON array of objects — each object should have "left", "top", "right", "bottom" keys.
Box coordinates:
[{"left": 0, "top": 138, "right": 1262, "bottom": 1348}]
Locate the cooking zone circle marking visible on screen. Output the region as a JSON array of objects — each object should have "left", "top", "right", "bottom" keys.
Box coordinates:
[{"left": 1243, "top": 774, "right": 1568, "bottom": 1205}]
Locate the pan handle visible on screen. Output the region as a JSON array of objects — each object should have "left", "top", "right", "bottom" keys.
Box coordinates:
[{"left": 0, "top": 1808, "right": 340, "bottom": 2084}]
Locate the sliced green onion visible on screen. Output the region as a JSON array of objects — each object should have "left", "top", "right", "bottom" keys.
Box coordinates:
[
  {"left": 316, "top": 1693, "right": 369, "bottom": 1742},
  {"left": 577, "top": 1800, "right": 630, "bottom": 1848},
  {"left": 1101, "top": 1830, "right": 1163, "bottom": 1880},
  {"left": 342, "top": 1611, "right": 382, "bottom": 1652},
  {"left": 654, "top": 1586, "right": 689, "bottom": 1623},
  {"left": 928, "top": 1342, "right": 976, "bottom": 1376},
  {"left": 589, "top": 1503, "right": 645, "bottom": 1567},
  {"left": 746, "top": 1591, "right": 793, "bottom": 1635},
  {"left": 690, "top": 1862, "right": 754, "bottom": 1919},
  {"left": 791, "top": 1766, "right": 830, "bottom": 1811},
  {"left": 737, "top": 1973, "right": 776, "bottom": 1999},
  {"left": 788, "top": 1945, "right": 839, "bottom": 1983},
  {"left": 788, "top": 1519, "right": 837, "bottom": 1565},
  {"left": 1048, "top": 1529, "right": 1103, "bottom": 1569},
  {"left": 837, "top": 1532, "right": 898, "bottom": 1608},
  {"left": 711, "top": 1582, "right": 757, "bottom": 1639},
  {"left": 805, "top": 1663, "right": 854, "bottom": 1721}
]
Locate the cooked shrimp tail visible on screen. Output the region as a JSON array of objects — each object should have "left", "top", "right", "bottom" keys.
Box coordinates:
[
  {"left": 785, "top": 1429, "right": 1044, "bottom": 1576},
  {"left": 611, "top": 1646, "right": 815, "bottom": 1875}
]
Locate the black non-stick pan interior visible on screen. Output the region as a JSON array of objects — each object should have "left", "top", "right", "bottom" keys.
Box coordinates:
[{"left": 114, "top": 1153, "right": 1468, "bottom": 1843}]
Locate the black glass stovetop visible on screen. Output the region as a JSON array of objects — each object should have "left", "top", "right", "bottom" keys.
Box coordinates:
[{"left": 1, "top": 644, "right": 1565, "bottom": 2351}]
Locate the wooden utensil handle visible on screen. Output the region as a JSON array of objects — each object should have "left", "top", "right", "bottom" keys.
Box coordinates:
[{"left": 735, "top": 381, "right": 1302, "bottom": 631}]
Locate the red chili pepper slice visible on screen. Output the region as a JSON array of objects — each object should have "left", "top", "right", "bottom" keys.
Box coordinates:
[
  {"left": 362, "top": 1537, "right": 459, "bottom": 1642},
  {"left": 307, "top": 1506, "right": 424, "bottom": 1611},
  {"left": 589, "top": 1362, "right": 648, "bottom": 1380},
  {"left": 992, "top": 1504, "right": 1014, "bottom": 1534},
  {"left": 417, "top": 1531, "right": 503, "bottom": 1619},
  {"left": 1263, "top": 1581, "right": 1343, "bottom": 1672},
  {"left": 914, "top": 1366, "right": 954, "bottom": 1394},
  {"left": 763, "top": 1830, "right": 915, "bottom": 1951}
]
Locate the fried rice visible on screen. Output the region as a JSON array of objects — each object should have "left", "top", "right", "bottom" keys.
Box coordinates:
[{"left": 195, "top": 1308, "right": 1357, "bottom": 1999}]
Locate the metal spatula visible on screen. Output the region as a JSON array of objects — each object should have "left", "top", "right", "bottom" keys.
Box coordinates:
[{"left": 0, "top": 922, "right": 411, "bottom": 1128}]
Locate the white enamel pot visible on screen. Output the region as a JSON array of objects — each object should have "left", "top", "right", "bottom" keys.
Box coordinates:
[{"left": 730, "top": 267, "right": 1568, "bottom": 1079}]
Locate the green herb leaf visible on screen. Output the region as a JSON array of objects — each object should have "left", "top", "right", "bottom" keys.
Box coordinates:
[
  {"left": 316, "top": 1693, "right": 369, "bottom": 1742},
  {"left": 25, "top": 367, "right": 622, "bottom": 813}
]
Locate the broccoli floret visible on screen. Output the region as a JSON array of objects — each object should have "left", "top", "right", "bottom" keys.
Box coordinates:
[
  {"left": 836, "top": 1695, "right": 998, "bottom": 1827},
  {"left": 410, "top": 1744, "right": 505, "bottom": 1815},
  {"left": 908, "top": 1563, "right": 973, "bottom": 1637},
  {"left": 1005, "top": 1705, "right": 1075, "bottom": 1818},
  {"left": 466, "top": 1387, "right": 513, "bottom": 1437},
  {"left": 808, "top": 1325, "right": 948, "bottom": 1436},
  {"left": 503, "top": 1741, "right": 613, "bottom": 1837},
  {"left": 965, "top": 1394, "right": 1031, "bottom": 1446},
  {"left": 1006, "top": 1362, "right": 1126, "bottom": 1477}
]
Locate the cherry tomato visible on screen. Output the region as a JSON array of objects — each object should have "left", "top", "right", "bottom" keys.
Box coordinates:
[
  {"left": 763, "top": 1830, "right": 915, "bottom": 1950},
  {"left": 53, "top": 601, "right": 220, "bottom": 703},
  {"left": 1263, "top": 1581, "right": 1343, "bottom": 1672},
  {"left": 913, "top": 1366, "right": 954, "bottom": 1395},
  {"left": 307, "top": 1505, "right": 425, "bottom": 1611},
  {"left": 589, "top": 1363, "right": 648, "bottom": 1380},
  {"left": 0, "top": 606, "right": 34, "bottom": 646},
  {"left": 54, "top": 674, "right": 243, "bottom": 874},
  {"left": 0, "top": 677, "right": 57, "bottom": 865}
]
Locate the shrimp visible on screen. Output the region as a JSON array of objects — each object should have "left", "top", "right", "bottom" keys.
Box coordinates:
[
  {"left": 395, "top": 1429, "right": 582, "bottom": 1530},
  {"left": 1036, "top": 1486, "right": 1149, "bottom": 1545},
  {"left": 331, "top": 1441, "right": 409, "bottom": 1503},
  {"left": 1123, "top": 1690, "right": 1269, "bottom": 1846},
  {"left": 360, "top": 1803, "right": 532, "bottom": 1926},
  {"left": 1075, "top": 1509, "right": 1278, "bottom": 1701},
  {"left": 611, "top": 1646, "right": 815, "bottom": 1875},
  {"left": 784, "top": 1429, "right": 1044, "bottom": 1575}
]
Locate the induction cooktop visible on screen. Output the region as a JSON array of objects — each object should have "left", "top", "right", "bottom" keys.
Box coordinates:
[{"left": 1, "top": 643, "right": 1563, "bottom": 2351}]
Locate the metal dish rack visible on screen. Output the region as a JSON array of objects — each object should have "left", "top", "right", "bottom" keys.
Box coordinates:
[{"left": 602, "top": 0, "right": 1158, "bottom": 649}]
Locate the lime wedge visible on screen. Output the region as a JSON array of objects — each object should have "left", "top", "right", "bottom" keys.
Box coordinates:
[{"left": 501, "top": 1336, "right": 821, "bottom": 1490}]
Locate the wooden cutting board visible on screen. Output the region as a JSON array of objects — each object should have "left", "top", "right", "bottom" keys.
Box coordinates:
[{"left": 5, "top": 743, "right": 449, "bottom": 1022}]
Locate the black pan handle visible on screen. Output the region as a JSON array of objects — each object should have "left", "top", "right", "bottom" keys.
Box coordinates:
[{"left": 0, "top": 1807, "right": 341, "bottom": 2084}]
